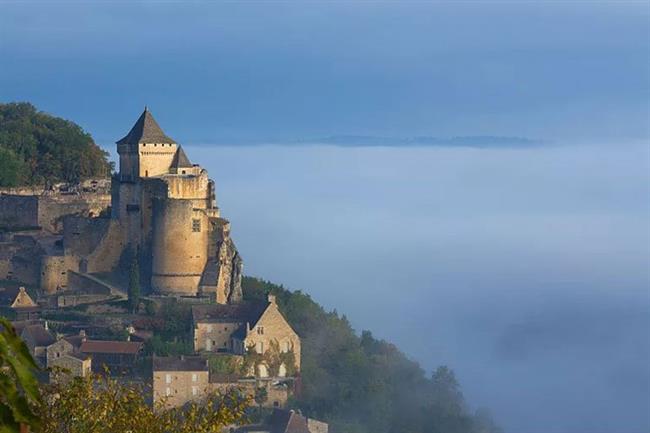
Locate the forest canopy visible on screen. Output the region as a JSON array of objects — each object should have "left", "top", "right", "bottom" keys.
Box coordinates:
[
  {"left": 0, "top": 102, "right": 112, "bottom": 186},
  {"left": 242, "top": 277, "right": 501, "bottom": 433}
]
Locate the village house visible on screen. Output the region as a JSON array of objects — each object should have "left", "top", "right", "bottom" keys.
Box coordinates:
[
  {"left": 19, "top": 322, "right": 55, "bottom": 366},
  {"left": 192, "top": 294, "right": 301, "bottom": 377},
  {"left": 234, "top": 408, "right": 329, "bottom": 433},
  {"left": 0, "top": 286, "right": 40, "bottom": 320},
  {"left": 152, "top": 355, "right": 210, "bottom": 408},
  {"left": 79, "top": 339, "right": 144, "bottom": 373},
  {"left": 152, "top": 355, "right": 296, "bottom": 409},
  {"left": 45, "top": 330, "right": 91, "bottom": 381}
]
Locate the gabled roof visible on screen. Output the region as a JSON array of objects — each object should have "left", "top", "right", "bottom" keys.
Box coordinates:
[
  {"left": 80, "top": 340, "right": 143, "bottom": 355},
  {"left": 21, "top": 324, "right": 56, "bottom": 347},
  {"left": 116, "top": 108, "right": 176, "bottom": 145},
  {"left": 153, "top": 355, "right": 208, "bottom": 372},
  {"left": 268, "top": 409, "right": 310, "bottom": 433},
  {"left": 191, "top": 302, "right": 268, "bottom": 327},
  {"left": 171, "top": 146, "right": 192, "bottom": 168}
]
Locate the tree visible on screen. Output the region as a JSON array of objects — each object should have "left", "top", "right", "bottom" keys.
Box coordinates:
[
  {"left": 128, "top": 248, "right": 141, "bottom": 313},
  {"left": 0, "top": 147, "right": 27, "bottom": 187},
  {"left": 0, "top": 317, "right": 41, "bottom": 433},
  {"left": 253, "top": 386, "right": 268, "bottom": 418},
  {"left": 38, "top": 372, "right": 250, "bottom": 433},
  {"left": 0, "top": 102, "right": 112, "bottom": 187}
]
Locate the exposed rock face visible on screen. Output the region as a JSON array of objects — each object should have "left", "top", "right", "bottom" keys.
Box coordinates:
[{"left": 200, "top": 218, "right": 242, "bottom": 303}]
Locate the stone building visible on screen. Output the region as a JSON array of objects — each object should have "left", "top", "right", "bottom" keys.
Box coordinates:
[
  {"left": 20, "top": 322, "right": 56, "bottom": 365},
  {"left": 79, "top": 339, "right": 144, "bottom": 373},
  {"left": 0, "top": 108, "right": 243, "bottom": 303},
  {"left": 152, "top": 355, "right": 295, "bottom": 409},
  {"left": 192, "top": 294, "right": 301, "bottom": 377},
  {"left": 0, "top": 286, "right": 40, "bottom": 320},
  {"left": 152, "top": 355, "right": 210, "bottom": 408},
  {"left": 235, "top": 409, "right": 329, "bottom": 433}
]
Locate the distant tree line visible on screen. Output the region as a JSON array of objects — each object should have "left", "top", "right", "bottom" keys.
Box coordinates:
[
  {"left": 242, "top": 277, "right": 502, "bottom": 433},
  {"left": 0, "top": 102, "right": 112, "bottom": 187}
]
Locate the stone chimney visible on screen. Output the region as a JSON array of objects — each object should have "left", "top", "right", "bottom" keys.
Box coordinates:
[
  {"left": 44, "top": 320, "right": 48, "bottom": 331},
  {"left": 267, "top": 294, "right": 276, "bottom": 304}
]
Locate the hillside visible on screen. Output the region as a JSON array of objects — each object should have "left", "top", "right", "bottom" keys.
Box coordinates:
[
  {"left": 242, "top": 277, "right": 501, "bottom": 433},
  {"left": 0, "top": 102, "right": 112, "bottom": 186}
]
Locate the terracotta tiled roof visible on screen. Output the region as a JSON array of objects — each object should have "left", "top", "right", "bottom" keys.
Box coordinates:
[
  {"left": 116, "top": 108, "right": 175, "bottom": 145},
  {"left": 80, "top": 340, "right": 143, "bottom": 355}
]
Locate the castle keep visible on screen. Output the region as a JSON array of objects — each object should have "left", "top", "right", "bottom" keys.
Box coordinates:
[{"left": 1, "top": 108, "right": 243, "bottom": 303}]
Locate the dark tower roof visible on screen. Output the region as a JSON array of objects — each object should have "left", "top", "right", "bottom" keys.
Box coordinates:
[
  {"left": 116, "top": 108, "right": 176, "bottom": 145},
  {"left": 171, "top": 146, "right": 192, "bottom": 168}
]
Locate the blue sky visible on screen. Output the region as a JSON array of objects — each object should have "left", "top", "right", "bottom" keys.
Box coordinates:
[{"left": 0, "top": 1, "right": 648, "bottom": 144}]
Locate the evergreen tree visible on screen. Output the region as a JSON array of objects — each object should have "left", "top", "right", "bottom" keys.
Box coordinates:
[{"left": 128, "top": 248, "right": 141, "bottom": 313}]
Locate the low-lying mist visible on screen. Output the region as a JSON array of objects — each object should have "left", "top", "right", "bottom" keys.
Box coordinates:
[{"left": 184, "top": 141, "right": 649, "bottom": 433}]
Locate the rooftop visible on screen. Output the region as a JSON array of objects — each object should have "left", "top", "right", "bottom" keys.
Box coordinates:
[
  {"left": 80, "top": 340, "right": 143, "bottom": 355},
  {"left": 191, "top": 301, "right": 268, "bottom": 326},
  {"left": 21, "top": 324, "right": 56, "bottom": 347},
  {"left": 116, "top": 108, "right": 176, "bottom": 145},
  {"left": 171, "top": 146, "right": 192, "bottom": 168},
  {"left": 153, "top": 355, "right": 208, "bottom": 372}
]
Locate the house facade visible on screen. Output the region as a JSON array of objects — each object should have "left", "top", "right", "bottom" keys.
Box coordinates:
[
  {"left": 152, "top": 356, "right": 210, "bottom": 408},
  {"left": 192, "top": 294, "right": 301, "bottom": 377}
]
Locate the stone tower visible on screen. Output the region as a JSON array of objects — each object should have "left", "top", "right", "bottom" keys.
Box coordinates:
[{"left": 111, "top": 108, "right": 242, "bottom": 303}]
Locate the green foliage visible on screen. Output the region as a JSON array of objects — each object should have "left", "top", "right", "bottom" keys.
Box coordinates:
[
  {"left": 0, "top": 317, "right": 42, "bottom": 433},
  {"left": 241, "top": 277, "right": 501, "bottom": 433},
  {"left": 0, "top": 102, "right": 112, "bottom": 186},
  {"left": 38, "top": 372, "right": 250, "bottom": 433},
  {"left": 144, "top": 335, "right": 193, "bottom": 357},
  {"left": 207, "top": 355, "right": 241, "bottom": 376},
  {"left": 0, "top": 147, "right": 27, "bottom": 187},
  {"left": 128, "top": 248, "right": 141, "bottom": 313}
]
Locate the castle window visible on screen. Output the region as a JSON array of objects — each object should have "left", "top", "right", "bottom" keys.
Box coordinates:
[
  {"left": 257, "top": 326, "right": 264, "bottom": 335},
  {"left": 192, "top": 219, "right": 201, "bottom": 232}
]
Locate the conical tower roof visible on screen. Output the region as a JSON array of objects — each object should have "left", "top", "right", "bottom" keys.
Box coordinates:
[
  {"left": 116, "top": 107, "right": 176, "bottom": 145},
  {"left": 171, "top": 146, "right": 192, "bottom": 168}
]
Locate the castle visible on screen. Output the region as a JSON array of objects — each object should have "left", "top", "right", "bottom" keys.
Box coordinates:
[{"left": 1, "top": 108, "right": 242, "bottom": 304}]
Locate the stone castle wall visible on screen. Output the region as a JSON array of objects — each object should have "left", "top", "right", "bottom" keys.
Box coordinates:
[
  {"left": 0, "top": 192, "right": 110, "bottom": 234},
  {"left": 151, "top": 198, "right": 209, "bottom": 295}
]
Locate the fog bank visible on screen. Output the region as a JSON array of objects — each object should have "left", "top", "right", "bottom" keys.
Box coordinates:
[{"left": 185, "top": 142, "right": 649, "bottom": 433}]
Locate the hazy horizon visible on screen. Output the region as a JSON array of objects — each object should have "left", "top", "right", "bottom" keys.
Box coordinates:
[
  {"left": 174, "top": 140, "right": 649, "bottom": 433},
  {"left": 2, "top": 1, "right": 649, "bottom": 431}
]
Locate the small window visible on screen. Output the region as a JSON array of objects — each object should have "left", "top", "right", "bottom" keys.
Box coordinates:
[
  {"left": 256, "top": 341, "right": 264, "bottom": 354},
  {"left": 192, "top": 386, "right": 198, "bottom": 396},
  {"left": 165, "top": 387, "right": 171, "bottom": 396},
  {"left": 192, "top": 219, "right": 201, "bottom": 232},
  {"left": 192, "top": 373, "right": 197, "bottom": 382},
  {"left": 165, "top": 374, "right": 172, "bottom": 384},
  {"left": 182, "top": 170, "right": 186, "bottom": 174},
  {"left": 257, "top": 326, "right": 264, "bottom": 335}
]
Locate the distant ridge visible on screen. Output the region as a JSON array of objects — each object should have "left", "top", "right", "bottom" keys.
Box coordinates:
[
  {"left": 147, "top": 135, "right": 547, "bottom": 148},
  {"left": 299, "top": 135, "right": 546, "bottom": 148}
]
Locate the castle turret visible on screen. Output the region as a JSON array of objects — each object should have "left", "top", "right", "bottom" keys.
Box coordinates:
[{"left": 116, "top": 107, "right": 178, "bottom": 180}]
